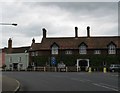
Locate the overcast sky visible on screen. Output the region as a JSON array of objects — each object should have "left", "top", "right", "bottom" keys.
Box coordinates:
[{"left": 0, "top": 1, "right": 119, "bottom": 48}]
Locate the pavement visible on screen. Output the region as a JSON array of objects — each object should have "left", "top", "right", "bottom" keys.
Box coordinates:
[{"left": 2, "top": 75, "right": 20, "bottom": 92}]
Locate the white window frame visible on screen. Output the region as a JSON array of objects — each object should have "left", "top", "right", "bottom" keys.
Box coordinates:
[
  {"left": 94, "top": 50, "right": 101, "bottom": 54},
  {"left": 51, "top": 45, "right": 58, "bottom": 55},
  {"left": 65, "top": 50, "right": 72, "bottom": 55},
  {"left": 108, "top": 44, "right": 116, "bottom": 54},
  {"left": 35, "top": 51, "right": 38, "bottom": 56},
  {"left": 9, "top": 57, "right": 12, "bottom": 63},
  {"left": 18, "top": 57, "right": 22, "bottom": 63},
  {"left": 79, "top": 44, "right": 87, "bottom": 54},
  {"left": 31, "top": 52, "right": 35, "bottom": 56}
]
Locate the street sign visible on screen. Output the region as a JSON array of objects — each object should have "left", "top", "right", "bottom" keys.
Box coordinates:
[
  {"left": 57, "top": 63, "right": 66, "bottom": 68},
  {"left": 51, "top": 57, "right": 56, "bottom": 65}
]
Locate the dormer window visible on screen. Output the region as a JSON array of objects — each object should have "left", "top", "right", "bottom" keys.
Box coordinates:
[
  {"left": 51, "top": 44, "right": 59, "bottom": 55},
  {"left": 79, "top": 43, "right": 87, "bottom": 54},
  {"left": 108, "top": 44, "right": 116, "bottom": 54}
]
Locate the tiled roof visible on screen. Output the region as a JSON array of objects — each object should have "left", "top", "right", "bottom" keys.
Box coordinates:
[
  {"left": 30, "top": 36, "right": 120, "bottom": 51},
  {"left": 30, "top": 43, "right": 42, "bottom": 51},
  {"left": 4, "top": 46, "right": 30, "bottom": 53}
]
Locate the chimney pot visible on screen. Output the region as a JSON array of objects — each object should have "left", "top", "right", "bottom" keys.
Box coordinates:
[
  {"left": 75, "top": 27, "right": 78, "bottom": 38},
  {"left": 8, "top": 38, "right": 12, "bottom": 49},
  {"left": 32, "top": 38, "right": 35, "bottom": 43},
  {"left": 8, "top": 38, "right": 12, "bottom": 53},
  {"left": 87, "top": 26, "right": 90, "bottom": 37},
  {"left": 42, "top": 28, "right": 47, "bottom": 38}
]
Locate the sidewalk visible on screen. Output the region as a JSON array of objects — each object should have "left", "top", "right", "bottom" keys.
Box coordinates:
[{"left": 2, "top": 75, "right": 20, "bottom": 92}]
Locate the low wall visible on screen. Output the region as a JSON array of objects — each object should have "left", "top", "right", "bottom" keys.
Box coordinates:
[{"left": 2, "top": 66, "right": 110, "bottom": 72}]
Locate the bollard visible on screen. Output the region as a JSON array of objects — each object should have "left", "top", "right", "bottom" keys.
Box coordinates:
[
  {"left": 77, "top": 66, "right": 80, "bottom": 72},
  {"left": 103, "top": 67, "right": 107, "bottom": 73},
  {"left": 44, "top": 67, "right": 46, "bottom": 72},
  {"left": 77, "top": 67, "right": 78, "bottom": 72},
  {"left": 34, "top": 67, "right": 36, "bottom": 71},
  {"left": 55, "top": 67, "right": 57, "bottom": 72},
  {"left": 88, "top": 67, "right": 92, "bottom": 72}
]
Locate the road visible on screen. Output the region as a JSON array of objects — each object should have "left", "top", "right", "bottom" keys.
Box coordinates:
[
  {"left": 2, "top": 72, "right": 119, "bottom": 92},
  {"left": 0, "top": 73, "right": 2, "bottom": 93}
]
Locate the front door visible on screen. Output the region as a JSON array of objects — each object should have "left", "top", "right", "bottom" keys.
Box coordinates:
[
  {"left": 13, "top": 63, "right": 18, "bottom": 70},
  {"left": 77, "top": 59, "right": 89, "bottom": 72},
  {"left": 79, "top": 60, "right": 88, "bottom": 71}
]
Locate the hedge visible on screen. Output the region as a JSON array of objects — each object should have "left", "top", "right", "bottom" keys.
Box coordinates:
[{"left": 31, "top": 54, "right": 119, "bottom": 67}]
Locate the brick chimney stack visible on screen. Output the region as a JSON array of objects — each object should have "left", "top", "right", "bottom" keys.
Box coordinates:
[
  {"left": 8, "top": 38, "right": 12, "bottom": 53},
  {"left": 87, "top": 26, "right": 90, "bottom": 37},
  {"left": 75, "top": 27, "right": 78, "bottom": 38},
  {"left": 42, "top": 28, "right": 47, "bottom": 38},
  {"left": 8, "top": 38, "right": 12, "bottom": 49},
  {"left": 32, "top": 38, "right": 35, "bottom": 43}
]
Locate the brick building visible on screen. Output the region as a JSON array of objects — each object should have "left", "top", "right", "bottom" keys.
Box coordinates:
[
  {"left": 0, "top": 49, "right": 5, "bottom": 68},
  {"left": 29, "top": 27, "right": 120, "bottom": 71}
]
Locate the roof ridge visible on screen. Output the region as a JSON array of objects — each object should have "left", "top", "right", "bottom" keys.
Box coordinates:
[{"left": 45, "top": 36, "right": 119, "bottom": 39}]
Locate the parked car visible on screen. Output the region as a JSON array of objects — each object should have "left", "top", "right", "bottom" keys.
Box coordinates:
[{"left": 109, "top": 64, "right": 120, "bottom": 72}]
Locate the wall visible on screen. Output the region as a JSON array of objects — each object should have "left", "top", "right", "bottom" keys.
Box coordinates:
[
  {"left": 0, "top": 50, "right": 2, "bottom": 67},
  {"left": 5, "top": 53, "right": 29, "bottom": 70},
  {"left": 29, "top": 49, "right": 119, "bottom": 66},
  {"left": 0, "top": 50, "right": 5, "bottom": 67}
]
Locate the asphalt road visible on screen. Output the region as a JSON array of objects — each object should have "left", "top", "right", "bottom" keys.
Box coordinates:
[
  {"left": 2, "top": 72, "right": 119, "bottom": 92},
  {"left": 0, "top": 73, "right": 2, "bottom": 92}
]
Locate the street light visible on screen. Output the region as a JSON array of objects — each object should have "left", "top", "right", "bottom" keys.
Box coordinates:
[
  {"left": 0, "top": 23, "right": 17, "bottom": 26},
  {"left": 0, "top": 22, "right": 17, "bottom": 70}
]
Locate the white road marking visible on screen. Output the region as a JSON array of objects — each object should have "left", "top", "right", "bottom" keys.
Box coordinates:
[
  {"left": 14, "top": 79, "right": 20, "bottom": 92},
  {"left": 99, "top": 83, "right": 118, "bottom": 89},
  {"left": 70, "top": 77, "right": 119, "bottom": 91},
  {"left": 92, "top": 83, "right": 119, "bottom": 91}
]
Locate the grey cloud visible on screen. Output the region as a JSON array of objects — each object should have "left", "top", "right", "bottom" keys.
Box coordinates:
[
  {"left": 27, "top": 2, "right": 118, "bottom": 16},
  {"left": 1, "top": 2, "right": 118, "bottom": 48}
]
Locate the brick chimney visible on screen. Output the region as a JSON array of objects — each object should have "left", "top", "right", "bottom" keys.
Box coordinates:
[
  {"left": 8, "top": 38, "right": 12, "bottom": 49},
  {"left": 32, "top": 38, "right": 35, "bottom": 43},
  {"left": 87, "top": 26, "right": 90, "bottom": 37},
  {"left": 8, "top": 38, "right": 12, "bottom": 53},
  {"left": 75, "top": 27, "right": 78, "bottom": 38},
  {"left": 42, "top": 28, "right": 47, "bottom": 38}
]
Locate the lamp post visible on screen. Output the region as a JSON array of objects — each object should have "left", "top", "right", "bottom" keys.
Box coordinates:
[
  {"left": 0, "top": 22, "right": 17, "bottom": 70},
  {"left": 25, "top": 50, "right": 28, "bottom": 71},
  {"left": 0, "top": 23, "right": 17, "bottom": 26}
]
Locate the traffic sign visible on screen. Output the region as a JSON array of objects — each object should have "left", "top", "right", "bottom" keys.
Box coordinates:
[{"left": 51, "top": 57, "right": 56, "bottom": 65}]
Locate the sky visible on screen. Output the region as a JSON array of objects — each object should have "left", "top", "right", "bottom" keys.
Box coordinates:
[{"left": 0, "top": 0, "right": 119, "bottom": 48}]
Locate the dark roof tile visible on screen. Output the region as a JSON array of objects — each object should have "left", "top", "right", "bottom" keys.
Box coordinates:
[
  {"left": 4, "top": 46, "right": 30, "bottom": 53},
  {"left": 30, "top": 36, "right": 120, "bottom": 50}
]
